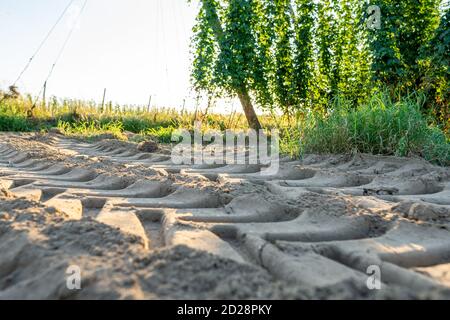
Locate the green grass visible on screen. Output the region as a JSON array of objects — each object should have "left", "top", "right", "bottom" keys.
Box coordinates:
[
  {"left": 0, "top": 91, "right": 448, "bottom": 166},
  {"left": 57, "top": 120, "right": 126, "bottom": 141},
  {"left": 0, "top": 111, "right": 33, "bottom": 132},
  {"left": 296, "top": 92, "right": 450, "bottom": 166}
]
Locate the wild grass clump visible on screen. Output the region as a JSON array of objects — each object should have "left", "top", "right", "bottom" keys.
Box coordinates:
[
  {"left": 0, "top": 110, "right": 33, "bottom": 132},
  {"left": 57, "top": 120, "right": 126, "bottom": 141},
  {"left": 299, "top": 92, "right": 449, "bottom": 166},
  {"left": 0, "top": 99, "right": 39, "bottom": 131}
]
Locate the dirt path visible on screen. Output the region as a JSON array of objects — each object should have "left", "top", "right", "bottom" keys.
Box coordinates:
[{"left": 0, "top": 132, "right": 449, "bottom": 299}]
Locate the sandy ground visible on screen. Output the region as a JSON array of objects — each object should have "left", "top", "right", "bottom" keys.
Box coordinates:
[{"left": 0, "top": 132, "right": 449, "bottom": 300}]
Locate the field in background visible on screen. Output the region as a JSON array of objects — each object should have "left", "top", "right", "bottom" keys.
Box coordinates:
[{"left": 0, "top": 91, "right": 449, "bottom": 166}]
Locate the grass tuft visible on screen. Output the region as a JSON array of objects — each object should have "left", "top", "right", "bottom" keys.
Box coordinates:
[{"left": 296, "top": 92, "right": 449, "bottom": 166}]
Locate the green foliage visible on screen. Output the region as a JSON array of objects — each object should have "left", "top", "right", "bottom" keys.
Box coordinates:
[
  {"left": 57, "top": 120, "right": 126, "bottom": 141},
  {"left": 272, "top": 0, "right": 296, "bottom": 110},
  {"left": 0, "top": 111, "right": 33, "bottom": 132},
  {"left": 420, "top": 7, "right": 450, "bottom": 130},
  {"left": 191, "top": 0, "right": 376, "bottom": 111},
  {"left": 191, "top": 0, "right": 220, "bottom": 95},
  {"left": 215, "top": 0, "right": 262, "bottom": 94},
  {"left": 299, "top": 91, "right": 449, "bottom": 166},
  {"left": 334, "top": 0, "right": 373, "bottom": 106},
  {"left": 191, "top": 0, "right": 446, "bottom": 120},
  {"left": 0, "top": 98, "right": 49, "bottom": 131},
  {"left": 251, "top": 0, "right": 276, "bottom": 107},
  {"left": 315, "top": 0, "right": 338, "bottom": 104},
  {"left": 368, "top": 0, "right": 441, "bottom": 90},
  {"left": 292, "top": 0, "right": 314, "bottom": 106},
  {"left": 143, "top": 127, "right": 177, "bottom": 144}
]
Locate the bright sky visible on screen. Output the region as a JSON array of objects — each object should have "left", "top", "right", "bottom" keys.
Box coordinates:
[{"left": 0, "top": 0, "right": 234, "bottom": 111}]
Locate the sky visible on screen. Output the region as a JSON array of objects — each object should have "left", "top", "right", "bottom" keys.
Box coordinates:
[{"left": 0, "top": 0, "right": 236, "bottom": 111}]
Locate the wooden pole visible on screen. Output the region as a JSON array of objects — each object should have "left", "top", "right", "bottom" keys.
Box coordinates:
[
  {"left": 101, "top": 88, "right": 107, "bottom": 112},
  {"left": 147, "top": 95, "right": 153, "bottom": 113},
  {"left": 181, "top": 98, "right": 186, "bottom": 115},
  {"left": 42, "top": 81, "right": 47, "bottom": 109}
]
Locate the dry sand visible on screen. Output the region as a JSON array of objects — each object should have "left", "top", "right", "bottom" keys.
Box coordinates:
[{"left": 0, "top": 132, "right": 449, "bottom": 299}]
